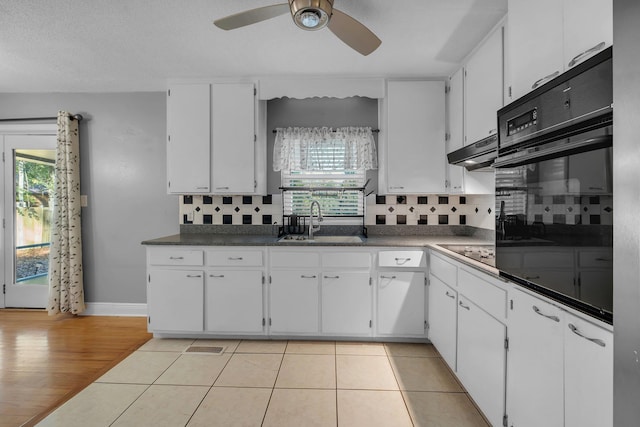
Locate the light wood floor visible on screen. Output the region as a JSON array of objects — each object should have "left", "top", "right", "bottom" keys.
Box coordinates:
[{"left": 0, "top": 310, "right": 151, "bottom": 427}]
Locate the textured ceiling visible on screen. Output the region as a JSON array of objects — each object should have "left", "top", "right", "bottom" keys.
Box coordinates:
[{"left": 0, "top": 0, "right": 507, "bottom": 93}]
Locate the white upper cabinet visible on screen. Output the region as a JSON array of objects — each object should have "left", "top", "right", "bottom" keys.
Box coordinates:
[
  {"left": 464, "top": 26, "right": 503, "bottom": 145},
  {"left": 166, "top": 82, "right": 266, "bottom": 195},
  {"left": 446, "top": 68, "right": 464, "bottom": 194},
  {"left": 507, "top": 0, "right": 612, "bottom": 101},
  {"left": 381, "top": 80, "right": 446, "bottom": 194},
  {"left": 211, "top": 83, "right": 256, "bottom": 194},
  {"left": 166, "top": 84, "right": 211, "bottom": 194}
]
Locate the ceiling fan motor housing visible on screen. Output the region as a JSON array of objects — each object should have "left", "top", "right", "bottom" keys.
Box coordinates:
[{"left": 289, "top": 0, "right": 334, "bottom": 30}]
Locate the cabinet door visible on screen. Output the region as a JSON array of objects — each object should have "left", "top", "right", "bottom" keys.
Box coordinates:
[
  {"left": 564, "top": 313, "right": 613, "bottom": 427},
  {"left": 147, "top": 269, "right": 204, "bottom": 332},
  {"left": 211, "top": 83, "right": 256, "bottom": 194},
  {"left": 166, "top": 84, "right": 211, "bottom": 194},
  {"left": 206, "top": 270, "right": 264, "bottom": 334},
  {"left": 377, "top": 271, "right": 426, "bottom": 336},
  {"left": 506, "top": 289, "right": 564, "bottom": 427},
  {"left": 507, "top": 0, "right": 564, "bottom": 101},
  {"left": 427, "top": 274, "right": 457, "bottom": 370},
  {"left": 321, "top": 271, "right": 371, "bottom": 336},
  {"left": 385, "top": 80, "right": 446, "bottom": 194},
  {"left": 447, "top": 68, "right": 464, "bottom": 193},
  {"left": 456, "top": 295, "right": 506, "bottom": 427},
  {"left": 269, "top": 270, "right": 319, "bottom": 334},
  {"left": 465, "top": 26, "right": 503, "bottom": 145},
  {"left": 563, "top": 0, "right": 613, "bottom": 69}
]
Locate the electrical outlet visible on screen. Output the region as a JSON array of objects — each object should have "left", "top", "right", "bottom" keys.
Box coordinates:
[
  {"left": 187, "top": 211, "right": 194, "bottom": 221},
  {"left": 80, "top": 195, "right": 88, "bottom": 207}
]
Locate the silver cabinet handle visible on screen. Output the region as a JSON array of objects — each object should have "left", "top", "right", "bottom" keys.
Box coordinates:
[
  {"left": 389, "top": 186, "right": 405, "bottom": 189},
  {"left": 169, "top": 256, "right": 184, "bottom": 260},
  {"left": 568, "top": 41, "right": 606, "bottom": 68},
  {"left": 195, "top": 186, "right": 209, "bottom": 189},
  {"left": 300, "top": 275, "right": 317, "bottom": 279},
  {"left": 459, "top": 301, "right": 470, "bottom": 310},
  {"left": 588, "top": 187, "right": 605, "bottom": 190},
  {"left": 228, "top": 257, "right": 243, "bottom": 260},
  {"left": 215, "top": 186, "right": 229, "bottom": 190},
  {"left": 380, "top": 275, "right": 397, "bottom": 280},
  {"left": 445, "top": 291, "right": 455, "bottom": 299},
  {"left": 209, "top": 274, "right": 225, "bottom": 278},
  {"left": 568, "top": 323, "right": 606, "bottom": 347},
  {"left": 395, "top": 257, "right": 411, "bottom": 264},
  {"left": 532, "top": 305, "right": 560, "bottom": 322},
  {"left": 186, "top": 274, "right": 202, "bottom": 278},
  {"left": 595, "top": 257, "right": 612, "bottom": 262},
  {"left": 532, "top": 70, "right": 560, "bottom": 89},
  {"left": 323, "top": 275, "right": 340, "bottom": 279}
]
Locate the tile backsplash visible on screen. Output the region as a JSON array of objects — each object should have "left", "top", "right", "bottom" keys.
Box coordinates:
[{"left": 179, "top": 194, "right": 496, "bottom": 230}]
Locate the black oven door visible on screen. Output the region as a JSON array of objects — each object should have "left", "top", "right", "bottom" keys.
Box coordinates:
[{"left": 495, "top": 142, "right": 613, "bottom": 323}]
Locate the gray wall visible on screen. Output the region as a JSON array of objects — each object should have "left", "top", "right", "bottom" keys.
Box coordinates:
[
  {"left": 265, "top": 96, "right": 379, "bottom": 194},
  {"left": 613, "top": 0, "right": 640, "bottom": 424},
  {"left": 0, "top": 92, "right": 177, "bottom": 304}
]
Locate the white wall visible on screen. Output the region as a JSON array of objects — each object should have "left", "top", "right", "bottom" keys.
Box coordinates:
[{"left": 0, "top": 92, "right": 177, "bottom": 304}]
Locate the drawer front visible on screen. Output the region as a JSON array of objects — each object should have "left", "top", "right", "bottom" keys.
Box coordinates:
[
  {"left": 378, "top": 250, "right": 426, "bottom": 268},
  {"left": 323, "top": 252, "right": 371, "bottom": 269},
  {"left": 430, "top": 252, "right": 457, "bottom": 286},
  {"left": 578, "top": 249, "right": 613, "bottom": 268},
  {"left": 458, "top": 268, "right": 507, "bottom": 321},
  {"left": 207, "top": 250, "right": 263, "bottom": 267},
  {"left": 148, "top": 249, "right": 204, "bottom": 266},
  {"left": 271, "top": 251, "right": 320, "bottom": 268}
]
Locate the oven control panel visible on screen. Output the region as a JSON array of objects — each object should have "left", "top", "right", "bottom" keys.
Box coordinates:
[{"left": 507, "top": 108, "right": 537, "bottom": 136}]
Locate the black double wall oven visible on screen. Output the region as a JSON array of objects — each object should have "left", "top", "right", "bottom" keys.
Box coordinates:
[{"left": 494, "top": 47, "right": 613, "bottom": 324}]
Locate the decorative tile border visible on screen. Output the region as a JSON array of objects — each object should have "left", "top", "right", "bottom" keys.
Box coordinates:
[{"left": 178, "top": 193, "right": 496, "bottom": 230}]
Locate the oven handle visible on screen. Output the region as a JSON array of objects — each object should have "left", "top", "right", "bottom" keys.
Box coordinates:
[{"left": 493, "top": 134, "right": 612, "bottom": 168}]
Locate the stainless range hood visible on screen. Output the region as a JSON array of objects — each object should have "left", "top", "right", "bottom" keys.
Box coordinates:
[{"left": 447, "top": 133, "right": 498, "bottom": 171}]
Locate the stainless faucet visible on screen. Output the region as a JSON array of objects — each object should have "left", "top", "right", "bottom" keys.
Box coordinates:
[{"left": 309, "top": 200, "right": 323, "bottom": 240}]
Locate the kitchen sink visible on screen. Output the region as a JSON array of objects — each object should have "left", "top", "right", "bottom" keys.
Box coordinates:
[{"left": 277, "top": 235, "right": 365, "bottom": 244}]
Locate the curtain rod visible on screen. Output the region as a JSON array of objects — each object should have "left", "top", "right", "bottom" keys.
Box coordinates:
[
  {"left": 0, "top": 114, "right": 83, "bottom": 122},
  {"left": 272, "top": 128, "right": 379, "bottom": 133}
]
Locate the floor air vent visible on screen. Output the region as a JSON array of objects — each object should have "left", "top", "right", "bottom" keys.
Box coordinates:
[{"left": 184, "top": 346, "right": 225, "bottom": 355}]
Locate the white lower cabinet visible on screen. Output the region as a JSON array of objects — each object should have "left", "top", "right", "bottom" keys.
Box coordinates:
[
  {"left": 205, "top": 270, "right": 264, "bottom": 334},
  {"left": 321, "top": 271, "right": 372, "bottom": 336},
  {"left": 147, "top": 268, "right": 204, "bottom": 332},
  {"left": 427, "top": 274, "right": 457, "bottom": 370},
  {"left": 377, "top": 271, "right": 426, "bottom": 336},
  {"left": 457, "top": 295, "right": 507, "bottom": 427},
  {"left": 269, "top": 270, "right": 320, "bottom": 334}
]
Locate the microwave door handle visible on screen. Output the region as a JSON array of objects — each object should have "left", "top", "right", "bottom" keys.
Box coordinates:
[{"left": 568, "top": 41, "right": 606, "bottom": 68}]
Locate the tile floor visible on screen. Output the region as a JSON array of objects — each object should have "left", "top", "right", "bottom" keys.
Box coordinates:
[{"left": 37, "top": 339, "right": 489, "bottom": 427}]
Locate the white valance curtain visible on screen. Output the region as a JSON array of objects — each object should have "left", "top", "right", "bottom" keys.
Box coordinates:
[
  {"left": 48, "top": 111, "right": 85, "bottom": 315},
  {"left": 273, "top": 126, "right": 378, "bottom": 171}
]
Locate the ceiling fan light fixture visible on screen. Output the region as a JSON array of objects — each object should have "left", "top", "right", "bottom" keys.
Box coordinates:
[{"left": 290, "top": 0, "right": 333, "bottom": 31}]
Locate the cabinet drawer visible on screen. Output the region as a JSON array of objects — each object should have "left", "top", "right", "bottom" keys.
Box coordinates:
[
  {"left": 378, "top": 250, "right": 426, "bottom": 268},
  {"left": 578, "top": 249, "right": 613, "bottom": 268},
  {"left": 271, "top": 251, "right": 320, "bottom": 268},
  {"left": 523, "top": 250, "right": 573, "bottom": 268},
  {"left": 458, "top": 268, "right": 507, "bottom": 321},
  {"left": 323, "top": 252, "right": 371, "bottom": 269},
  {"left": 207, "top": 250, "right": 263, "bottom": 267},
  {"left": 430, "top": 252, "right": 457, "bottom": 286},
  {"left": 148, "top": 249, "right": 204, "bottom": 266}
]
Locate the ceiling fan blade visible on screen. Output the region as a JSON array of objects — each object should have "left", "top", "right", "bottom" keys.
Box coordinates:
[
  {"left": 214, "top": 3, "right": 289, "bottom": 30},
  {"left": 327, "top": 8, "right": 381, "bottom": 56}
]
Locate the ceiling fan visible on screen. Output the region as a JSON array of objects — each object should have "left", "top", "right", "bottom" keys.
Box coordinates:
[{"left": 214, "top": 0, "right": 381, "bottom": 56}]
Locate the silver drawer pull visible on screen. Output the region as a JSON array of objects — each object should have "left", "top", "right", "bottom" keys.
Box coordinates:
[
  {"left": 186, "top": 274, "right": 202, "bottom": 278},
  {"left": 215, "top": 186, "right": 229, "bottom": 190},
  {"left": 459, "top": 301, "right": 470, "bottom": 310},
  {"left": 568, "top": 41, "right": 606, "bottom": 68},
  {"left": 209, "top": 274, "right": 225, "bottom": 278},
  {"left": 380, "top": 275, "right": 397, "bottom": 280},
  {"left": 323, "top": 275, "right": 340, "bottom": 279},
  {"left": 532, "top": 70, "right": 560, "bottom": 89},
  {"left": 169, "top": 256, "right": 184, "bottom": 260},
  {"left": 389, "top": 186, "right": 405, "bottom": 189},
  {"left": 445, "top": 291, "right": 455, "bottom": 299},
  {"left": 195, "top": 186, "right": 208, "bottom": 189},
  {"left": 568, "top": 323, "right": 606, "bottom": 347},
  {"left": 228, "top": 257, "right": 243, "bottom": 261},
  {"left": 532, "top": 305, "right": 560, "bottom": 322},
  {"left": 395, "top": 257, "right": 411, "bottom": 264},
  {"left": 300, "top": 275, "right": 317, "bottom": 279}
]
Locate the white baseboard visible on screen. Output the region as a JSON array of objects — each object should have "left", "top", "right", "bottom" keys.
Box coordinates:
[{"left": 82, "top": 302, "right": 147, "bottom": 317}]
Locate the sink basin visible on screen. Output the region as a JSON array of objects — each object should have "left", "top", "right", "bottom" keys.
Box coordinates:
[{"left": 277, "top": 235, "right": 365, "bottom": 244}]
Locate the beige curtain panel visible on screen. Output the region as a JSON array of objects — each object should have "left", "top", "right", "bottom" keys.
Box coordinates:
[{"left": 48, "top": 111, "right": 85, "bottom": 315}]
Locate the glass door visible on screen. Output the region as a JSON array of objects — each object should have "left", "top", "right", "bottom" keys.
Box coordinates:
[{"left": 3, "top": 134, "right": 56, "bottom": 308}]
